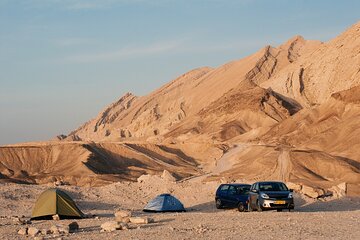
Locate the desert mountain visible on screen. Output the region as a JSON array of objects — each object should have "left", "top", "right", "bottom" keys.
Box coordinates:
[{"left": 1, "top": 21, "right": 359, "bottom": 195}]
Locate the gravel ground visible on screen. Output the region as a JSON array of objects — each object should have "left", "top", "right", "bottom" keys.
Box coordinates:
[{"left": 0, "top": 182, "right": 359, "bottom": 239}]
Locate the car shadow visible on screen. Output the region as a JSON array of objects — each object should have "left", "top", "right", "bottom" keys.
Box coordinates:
[
  {"left": 187, "top": 201, "right": 239, "bottom": 213},
  {"left": 295, "top": 197, "right": 360, "bottom": 212}
]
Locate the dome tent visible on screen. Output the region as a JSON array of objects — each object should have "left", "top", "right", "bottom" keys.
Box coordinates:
[
  {"left": 31, "top": 188, "right": 84, "bottom": 220},
  {"left": 143, "top": 194, "right": 186, "bottom": 212}
]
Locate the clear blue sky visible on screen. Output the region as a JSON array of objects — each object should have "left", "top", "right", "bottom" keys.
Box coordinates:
[{"left": 0, "top": 0, "right": 359, "bottom": 145}]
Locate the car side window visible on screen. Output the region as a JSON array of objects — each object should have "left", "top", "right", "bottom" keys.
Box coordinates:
[
  {"left": 255, "top": 183, "right": 259, "bottom": 191},
  {"left": 228, "top": 186, "right": 237, "bottom": 195},
  {"left": 220, "top": 185, "right": 229, "bottom": 192}
]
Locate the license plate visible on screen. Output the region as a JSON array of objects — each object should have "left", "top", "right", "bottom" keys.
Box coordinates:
[{"left": 275, "top": 200, "right": 286, "bottom": 204}]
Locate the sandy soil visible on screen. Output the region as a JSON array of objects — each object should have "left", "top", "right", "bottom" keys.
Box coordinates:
[{"left": 0, "top": 180, "right": 359, "bottom": 240}]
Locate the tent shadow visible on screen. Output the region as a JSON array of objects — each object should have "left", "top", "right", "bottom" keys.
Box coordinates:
[
  {"left": 187, "top": 201, "right": 219, "bottom": 213},
  {"left": 77, "top": 201, "right": 119, "bottom": 211}
]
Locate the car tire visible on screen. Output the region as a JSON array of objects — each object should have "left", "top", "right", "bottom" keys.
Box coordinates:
[
  {"left": 215, "top": 199, "right": 222, "bottom": 209},
  {"left": 237, "top": 203, "right": 245, "bottom": 212},
  {"left": 256, "top": 200, "right": 263, "bottom": 212},
  {"left": 277, "top": 209, "right": 282, "bottom": 212}
]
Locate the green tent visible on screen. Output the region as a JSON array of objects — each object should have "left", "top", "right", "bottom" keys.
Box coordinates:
[{"left": 31, "top": 188, "right": 84, "bottom": 220}]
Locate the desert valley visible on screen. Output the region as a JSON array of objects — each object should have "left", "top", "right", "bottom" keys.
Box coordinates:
[{"left": 0, "top": 20, "right": 360, "bottom": 239}]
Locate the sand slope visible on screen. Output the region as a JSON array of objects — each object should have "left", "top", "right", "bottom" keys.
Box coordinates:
[{"left": 1, "top": 21, "right": 360, "bottom": 194}]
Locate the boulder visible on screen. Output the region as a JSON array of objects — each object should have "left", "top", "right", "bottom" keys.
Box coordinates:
[
  {"left": 28, "top": 227, "right": 40, "bottom": 237},
  {"left": 129, "top": 217, "right": 153, "bottom": 224},
  {"left": 286, "top": 182, "right": 302, "bottom": 192},
  {"left": 301, "top": 185, "right": 325, "bottom": 198},
  {"left": 329, "top": 182, "right": 347, "bottom": 198},
  {"left": 161, "top": 170, "right": 177, "bottom": 182},
  {"left": 17, "top": 227, "right": 27, "bottom": 235},
  {"left": 100, "top": 221, "right": 122, "bottom": 232}
]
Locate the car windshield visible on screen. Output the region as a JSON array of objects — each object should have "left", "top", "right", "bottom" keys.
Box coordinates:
[
  {"left": 259, "top": 182, "right": 288, "bottom": 191},
  {"left": 236, "top": 186, "right": 250, "bottom": 194}
]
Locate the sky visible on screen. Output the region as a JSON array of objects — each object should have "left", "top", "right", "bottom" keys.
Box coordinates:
[{"left": 0, "top": 0, "right": 359, "bottom": 145}]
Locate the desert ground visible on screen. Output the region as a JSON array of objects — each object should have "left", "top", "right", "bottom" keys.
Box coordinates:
[{"left": 0, "top": 178, "right": 359, "bottom": 240}]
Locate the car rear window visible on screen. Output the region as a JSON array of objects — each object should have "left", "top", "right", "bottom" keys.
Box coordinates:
[{"left": 259, "top": 182, "right": 288, "bottom": 191}]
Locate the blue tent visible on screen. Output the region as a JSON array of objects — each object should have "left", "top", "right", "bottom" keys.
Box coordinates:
[{"left": 143, "top": 194, "right": 186, "bottom": 212}]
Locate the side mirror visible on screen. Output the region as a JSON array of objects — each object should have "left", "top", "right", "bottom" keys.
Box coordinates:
[{"left": 252, "top": 189, "right": 258, "bottom": 193}]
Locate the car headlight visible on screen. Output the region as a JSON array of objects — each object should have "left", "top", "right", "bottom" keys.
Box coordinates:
[
  {"left": 260, "top": 193, "right": 269, "bottom": 199},
  {"left": 288, "top": 192, "right": 293, "bottom": 198}
]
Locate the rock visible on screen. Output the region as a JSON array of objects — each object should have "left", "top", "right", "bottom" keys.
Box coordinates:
[
  {"left": 41, "top": 229, "right": 51, "bottom": 235},
  {"left": 161, "top": 170, "right": 177, "bottom": 182},
  {"left": 50, "top": 225, "right": 60, "bottom": 235},
  {"left": 100, "top": 221, "right": 122, "bottom": 232},
  {"left": 52, "top": 214, "right": 60, "bottom": 221},
  {"left": 329, "top": 182, "right": 347, "bottom": 198},
  {"left": 34, "top": 237, "right": 45, "bottom": 240},
  {"left": 17, "top": 227, "right": 28, "bottom": 235},
  {"left": 286, "top": 182, "right": 302, "bottom": 192},
  {"left": 114, "top": 210, "right": 132, "bottom": 218},
  {"left": 301, "top": 185, "right": 325, "bottom": 198},
  {"left": 137, "top": 174, "right": 162, "bottom": 183},
  {"left": 58, "top": 225, "right": 70, "bottom": 234},
  {"left": 49, "top": 224, "right": 70, "bottom": 235},
  {"left": 28, "top": 227, "right": 40, "bottom": 237},
  {"left": 119, "top": 222, "right": 129, "bottom": 230},
  {"left": 115, "top": 216, "right": 130, "bottom": 223},
  {"left": 129, "top": 217, "right": 151, "bottom": 224},
  {"left": 68, "top": 221, "right": 79, "bottom": 233}
]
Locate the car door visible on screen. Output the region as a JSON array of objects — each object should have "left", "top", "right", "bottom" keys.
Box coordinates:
[
  {"left": 226, "top": 185, "right": 238, "bottom": 207},
  {"left": 249, "top": 183, "right": 259, "bottom": 209},
  {"left": 218, "top": 184, "right": 230, "bottom": 206}
]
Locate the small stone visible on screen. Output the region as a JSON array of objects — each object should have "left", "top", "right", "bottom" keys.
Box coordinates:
[
  {"left": 68, "top": 222, "right": 79, "bottom": 233},
  {"left": 34, "top": 237, "right": 44, "bottom": 240},
  {"left": 119, "top": 222, "right": 128, "bottom": 230},
  {"left": 129, "top": 217, "right": 149, "bottom": 224},
  {"left": 59, "top": 226, "right": 69, "bottom": 234},
  {"left": 100, "top": 221, "right": 122, "bottom": 232},
  {"left": 28, "top": 227, "right": 40, "bottom": 237},
  {"left": 52, "top": 214, "right": 60, "bottom": 221},
  {"left": 114, "top": 210, "right": 132, "bottom": 218},
  {"left": 17, "top": 227, "right": 28, "bottom": 235},
  {"left": 40, "top": 229, "right": 51, "bottom": 235},
  {"left": 50, "top": 225, "right": 59, "bottom": 235}
]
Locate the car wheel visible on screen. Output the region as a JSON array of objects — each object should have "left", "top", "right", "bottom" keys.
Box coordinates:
[
  {"left": 277, "top": 209, "right": 282, "bottom": 212},
  {"left": 237, "top": 203, "right": 245, "bottom": 212},
  {"left": 215, "top": 199, "right": 222, "bottom": 209},
  {"left": 256, "top": 200, "right": 263, "bottom": 212}
]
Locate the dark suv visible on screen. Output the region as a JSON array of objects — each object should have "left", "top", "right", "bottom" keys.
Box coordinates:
[
  {"left": 215, "top": 183, "right": 251, "bottom": 212},
  {"left": 248, "top": 181, "right": 294, "bottom": 212}
]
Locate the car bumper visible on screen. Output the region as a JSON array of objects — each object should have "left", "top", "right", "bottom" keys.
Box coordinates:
[{"left": 260, "top": 199, "right": 294, "bottom": 209}]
